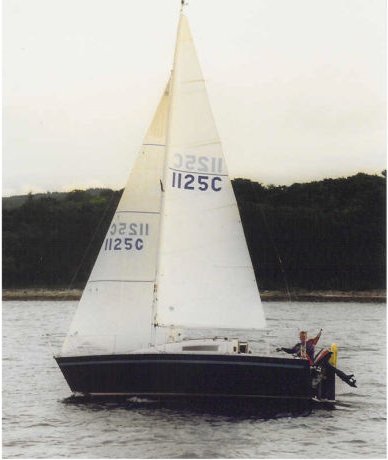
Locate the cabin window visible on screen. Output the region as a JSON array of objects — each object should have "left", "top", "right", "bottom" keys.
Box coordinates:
[
  {"left": 182, "top": 345, "right": 219, "bottom": 351},
  {"left": 239, "top": 343, "right": 248, "bottom": 353}
]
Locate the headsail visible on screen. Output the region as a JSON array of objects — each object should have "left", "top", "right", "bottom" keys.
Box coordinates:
[
  {"left": 155, "top": 15, "right": 266, "bottom": 330},
  {"left": 61, "top": 83, "right": 170, "bottom": 355}
]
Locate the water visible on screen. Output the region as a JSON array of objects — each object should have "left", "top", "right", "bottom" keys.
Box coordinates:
[{"left": 2, "top": 301, "right": 386, "bottom": 458}]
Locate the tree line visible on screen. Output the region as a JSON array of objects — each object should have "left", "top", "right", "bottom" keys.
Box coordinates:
[{"left": 2, "top": 172, "right": 386, "bottom": 292}]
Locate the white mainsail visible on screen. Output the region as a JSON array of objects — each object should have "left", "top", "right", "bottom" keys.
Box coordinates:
[
  {"left": 61, "top": 83, "right": 170, "bottom": 355},
  {"left": 61, "top": 12, "right": 265, "bottom": 357},
  {"left": 155, "top": 15, "right": 266, "bottom": 330}
]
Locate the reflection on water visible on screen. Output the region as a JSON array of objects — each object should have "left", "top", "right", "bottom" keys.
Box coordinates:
[
  {"left": 62, "top": 394, "right": 313, "bottom": 420},
  {"left": 3, "top": 301, "right": 386, "bottom": 458}
]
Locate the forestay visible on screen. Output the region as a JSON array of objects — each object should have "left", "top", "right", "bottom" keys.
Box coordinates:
[
  {"left": 61, "top": 83, "right": 170, "bottom": 356},
  {"left": 155, "top": 15, "right": 266, "bottom": 330}
]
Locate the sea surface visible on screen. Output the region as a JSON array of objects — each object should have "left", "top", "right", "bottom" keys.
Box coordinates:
[{"left": 2, "top": 301, "right": 386, "bottom": 458}]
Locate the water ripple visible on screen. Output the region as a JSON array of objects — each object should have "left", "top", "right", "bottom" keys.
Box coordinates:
[{"left": 2, "top": 301, "right": 386, "bottom": 458}]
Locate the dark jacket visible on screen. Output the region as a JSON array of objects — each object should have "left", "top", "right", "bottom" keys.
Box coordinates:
[{"left": 280, "top": 331, "right": 321, "bottom": 365}]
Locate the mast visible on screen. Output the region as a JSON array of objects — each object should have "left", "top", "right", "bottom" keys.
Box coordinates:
[
  {"left": 150, "top": 7, "right": 185, "bottom": 343},
  {"left": 181, "top": 0, "right": 188, "bottom": 12}
]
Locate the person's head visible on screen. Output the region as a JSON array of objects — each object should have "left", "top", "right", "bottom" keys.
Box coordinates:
[{"left": 299, "top": 330, "right": 307, "bottom": 343}]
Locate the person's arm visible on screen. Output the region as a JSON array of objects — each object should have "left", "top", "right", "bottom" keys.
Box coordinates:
[
  {"left": 277, "top": 344, "right": 299, "bottom": 354},
  {"left": 311, "top": 329, "right": 322, "bottom": 346}
]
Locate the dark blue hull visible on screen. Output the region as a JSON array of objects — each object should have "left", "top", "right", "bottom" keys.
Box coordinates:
[{"left": 55, "top": 353, "right": 312, "bottom": 414}]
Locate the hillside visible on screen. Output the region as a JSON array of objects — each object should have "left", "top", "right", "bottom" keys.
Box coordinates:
[
  {"left": 2, "top": 188, "right": 110, "bottom": 210},
  {"left": 2, "top": 172, "right": 386, "bottom": 292}
]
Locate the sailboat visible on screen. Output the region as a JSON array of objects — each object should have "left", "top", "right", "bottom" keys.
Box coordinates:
[{"left": 55, "top": 6, "right": 319, "bottom": 413}]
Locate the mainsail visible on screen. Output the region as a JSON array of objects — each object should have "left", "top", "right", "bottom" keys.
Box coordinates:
[
  {"left": 155, "top": 15, "right": 265, "bottom": 330},
  {"left": 61, "top": 13, "right": 265, "bottom": 357}
]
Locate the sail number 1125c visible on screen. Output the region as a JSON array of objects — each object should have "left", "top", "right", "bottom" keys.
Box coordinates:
[
  {"left": 104, "top": 237, "right": 143, "bottom": 251},
  {"left": 171, "top": 172, "right": 222, "bottom": 192}
]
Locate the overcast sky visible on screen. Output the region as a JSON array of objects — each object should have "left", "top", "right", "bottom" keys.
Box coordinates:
[{"left": 3, "top": 0, "right": 386, "bottom": 196}]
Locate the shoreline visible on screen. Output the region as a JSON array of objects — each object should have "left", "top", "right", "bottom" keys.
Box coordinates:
[{"left": 2, "top": 288, "right": 386, "bottom": 303}]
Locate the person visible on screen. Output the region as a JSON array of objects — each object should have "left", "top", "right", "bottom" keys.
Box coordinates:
[
  {"left": 276, "top": 329, "right": 322, "bottom": 365},
  {"left": 277, "top": 330, "right": 357, "bottom": 388}
]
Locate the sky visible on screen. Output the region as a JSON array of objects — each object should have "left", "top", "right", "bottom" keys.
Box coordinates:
[{"left": 3, "top": 0, "right": 386, "bottom": 196}]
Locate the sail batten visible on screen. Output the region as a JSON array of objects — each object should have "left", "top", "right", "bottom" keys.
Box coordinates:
[
  {"left": 88, "top": 280, "right": 155, "bottom": 283},
  {"left": 115, "top": 211, "right": 160, "bottom": 214},
  {"left": 168, "top": 168, "right": 229, "bottom": 177}
]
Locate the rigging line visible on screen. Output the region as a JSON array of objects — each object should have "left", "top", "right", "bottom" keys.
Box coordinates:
[
  {"left": 67, "top": 190, "right": 121, "bottom": 291},
  {"left": 258, "top": 204, "right": 293, "bottom": 303}
]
